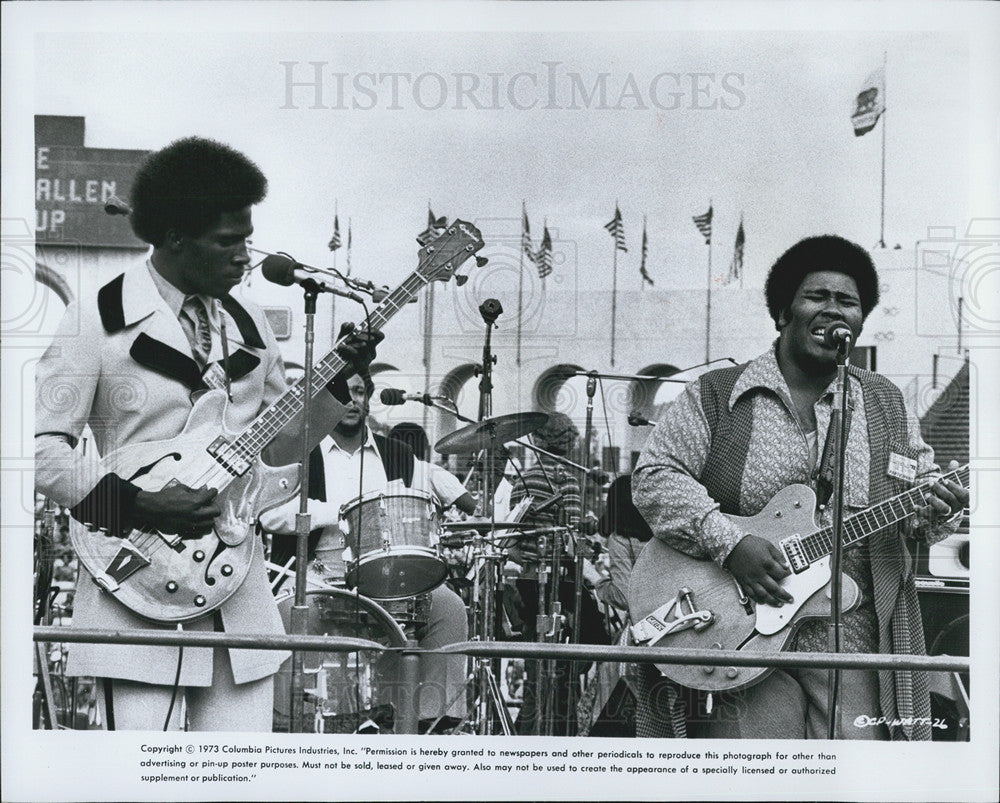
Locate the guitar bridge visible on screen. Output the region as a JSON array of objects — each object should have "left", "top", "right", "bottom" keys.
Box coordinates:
[{"left": 631, "top": 587, "right": 714, "bottom": 646}]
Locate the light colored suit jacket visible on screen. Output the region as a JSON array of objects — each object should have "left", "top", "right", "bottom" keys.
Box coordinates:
[{"left": 36, "top": 261, "right": 295, "bottom": 685}]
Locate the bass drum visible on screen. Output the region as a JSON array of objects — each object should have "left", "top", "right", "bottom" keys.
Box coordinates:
[{"left": 272, "top": 588, "right": 406, "bottom": 734}]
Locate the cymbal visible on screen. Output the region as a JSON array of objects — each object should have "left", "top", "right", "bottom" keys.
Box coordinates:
[
  {"left": 434, "top": 412, "right": 549, "bottom": 455},
  {"left": 440, "top": 520, "right": 526, "bottom": 533}
]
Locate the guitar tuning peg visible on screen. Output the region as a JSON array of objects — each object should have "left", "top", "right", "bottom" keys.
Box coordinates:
[
  {"left": 454, "top": 274, "right": 469, "bottom": 287},
  {"left": 475, "top": 256, "right": 489, "bottom": 268}
]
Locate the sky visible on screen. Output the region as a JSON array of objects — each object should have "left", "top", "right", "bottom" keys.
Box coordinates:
[
  {"left": 20, "top": 21, "right": 990, "bottom": 297},
  {"left": 3, "top": 3, "right": 1000, "bottom": 801}
]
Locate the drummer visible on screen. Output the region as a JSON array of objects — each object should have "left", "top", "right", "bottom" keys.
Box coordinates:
[{"left": 259, "top": 372, "right": 475, "bottom": 734}]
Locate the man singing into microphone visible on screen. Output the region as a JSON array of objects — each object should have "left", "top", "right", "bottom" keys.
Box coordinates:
[{"left": 632, "top": 235, "right": 968, "bottom": 740}]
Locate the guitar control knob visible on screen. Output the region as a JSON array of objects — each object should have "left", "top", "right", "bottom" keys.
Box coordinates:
[
  {"left": 194, "top": 595, "right": 206, "bottom": 607},
  {"left": 166, "top": 581, "right": 178, "bottom": 593},
  {"left": 702, "top": 665, "right": 715, "bottom": 675},
  {"left": 193, "top": 550, "right": 206, "bottom": 562},
  {"left": 725, "top": 667, "right": 739, "bottom": 679},
  {"left": 221, "top": 564, "right": 233, "bottom": 577}
]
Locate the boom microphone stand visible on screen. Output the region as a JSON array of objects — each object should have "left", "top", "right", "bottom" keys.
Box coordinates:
[{"left": 826, "top": 333, "right": 853, "bottom": 740}]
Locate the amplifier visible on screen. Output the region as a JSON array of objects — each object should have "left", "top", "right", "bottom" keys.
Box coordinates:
[{"left": 912, "top": 533, "right": 969, "bottom": 656}]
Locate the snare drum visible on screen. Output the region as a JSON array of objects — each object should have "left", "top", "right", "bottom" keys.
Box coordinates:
[
  {"left": 272, "top": 589, "right": 405, "bottom": 734},
  {"left": 341, "top": 490, "right": 447, "bottom": 600}
]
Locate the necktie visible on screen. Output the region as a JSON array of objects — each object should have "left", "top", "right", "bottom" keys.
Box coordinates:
[{"left": 180, "top": 296, "right": 212, "bottom": 365}]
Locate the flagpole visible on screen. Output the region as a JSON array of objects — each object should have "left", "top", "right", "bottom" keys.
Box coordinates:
[
  {"left": 517, "top": 201, "right": 525, "bottom": 366},
  {"left": 878, "top": 50, "right": 887, "bottom": 249},
  {"left": 611, "top": 211, "right": 619, "bottom": 368},
  {"left": 423, "top": 201, "right": 434, "bottom": 432},
  {"left": 704, "top": 202, "right": 712, "bottom": 363},
  {"left": 331, "top": 201, "right": 338, "bottom": 344}
]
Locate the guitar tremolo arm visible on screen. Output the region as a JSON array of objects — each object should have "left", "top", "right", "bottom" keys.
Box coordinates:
[{"left": 631, "top": 587, "right": 715, "bottom": 646}]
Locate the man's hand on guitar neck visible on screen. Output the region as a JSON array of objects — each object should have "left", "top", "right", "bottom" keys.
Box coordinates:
[
  {"left": 723, "top": 535, "right": 794, "bottom": 608},
  {"left": 134, "top": 484, "right": 221, "bottom": 538},
  {"left": 911, "top": 459, "right": 969, "bottom": 531}
]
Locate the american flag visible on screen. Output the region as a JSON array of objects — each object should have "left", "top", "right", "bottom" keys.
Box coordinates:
[
  {"left": 639, "top": 220, "right": 654, "bottom": 287},
  {"left": 536, "top": 226, "right": 553, "bottom": 279},
  {"left": 727, "top": 220, "right": 745, "bottom": 285},
  {"left": 692, "top": 205, "right": 713, "bottom": 244},
  {"left": 327, "top": 215, "right": 341, "bottom": 251},
  {"left": 604, "top": 206, "right": 628, "bottom": 252},
  {"left": 521, "top": 205, "right": 535, "bottom": 262},
  {"left": 416, "top": 208, "right": 448, "bottom": 247}
]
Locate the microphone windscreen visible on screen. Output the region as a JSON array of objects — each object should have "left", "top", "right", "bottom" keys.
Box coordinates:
[
  {"left": 261, "top": 255, "right": 296, "bottom": 286},
  {"left": 380, "top": 388, "right": 407, "bottom": 405},
  {"left": 104, "top": 196, "right": 133, "bottom": 216}
]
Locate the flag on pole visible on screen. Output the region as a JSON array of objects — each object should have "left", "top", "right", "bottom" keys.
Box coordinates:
[
  {"left": 536, "top": 227, "right": 553, "bottom": 279},
  {"left": 727, "top": 220, "right": 745, "bottom": 285},
  {"left": 639, "top": 219, "right": 654, "bottom": 287},
  {"left": 851, "top": 65, "right": 885, "bottom": 137},
  {"left": 521, "top": 205, "right": 535, "bottom": 262},
  {"left": 604, "top": 205, "right": 628, "bottom": 252},
  {"left": 328, "top": 215, "right": 342, "bottom": 251},
  {"left": 345, "top": 219, "right": 353, "bottom": 276},
  {"left": 692, "top": 205, "right": 713, "bottom": 244},
  {"left": 416, "top": 208, "right": 448, "bottom": 246}
]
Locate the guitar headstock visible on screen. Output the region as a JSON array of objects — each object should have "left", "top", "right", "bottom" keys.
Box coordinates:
[{"left": 415, "top": 219, "right": 487, "bottom": 286}]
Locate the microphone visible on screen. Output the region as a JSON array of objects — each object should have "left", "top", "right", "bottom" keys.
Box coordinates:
[
  {"left": 104, "top": 195, "right": 133, "bottom": 216},
  {"left": 261, "top": 254, "right": 364, "bottom": 302},
  {"left": 530, "top": 490, "right": 564, "bottom": 515},
  {"left": 379, "top": 388, "right": 451, "bottom": 406},
  {"left": 822, "top": 321, "right": 854, "bottom": 350},
  {"left": 627, "top": 412, "right": 654, "bottom": 427}
]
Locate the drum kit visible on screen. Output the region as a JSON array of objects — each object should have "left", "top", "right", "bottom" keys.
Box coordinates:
[{"left": 270, "top": 407, "right": 595, "bottom": 736}]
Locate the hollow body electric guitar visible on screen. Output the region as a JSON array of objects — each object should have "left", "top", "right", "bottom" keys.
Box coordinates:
[
  {"left": 627, "top": 464, "right": 969, "bottom": 692},
  {"left": 72, "top": 221, "right": 485, "bottom": 622}
]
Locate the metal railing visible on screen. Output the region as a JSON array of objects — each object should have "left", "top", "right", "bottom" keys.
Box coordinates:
[{"left": 33, "top": 626, "right": 969, "bottom": 674}]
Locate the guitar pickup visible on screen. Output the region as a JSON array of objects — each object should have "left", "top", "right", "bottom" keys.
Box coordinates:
[
  {"left": 779, "top": 535, "right": 809, "bottom": 573},
  {"left": 631, "top": 587, "right": 714, "bottom": 646},
  {"left": 207, "top": 436, "right": 251, "bottom": 476}
]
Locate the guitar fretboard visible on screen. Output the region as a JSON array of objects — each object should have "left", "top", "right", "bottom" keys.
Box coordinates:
[
  {"left": 797, "top": 464, "right": 969, "bottom": 563},
  {"left": 230, "top": 272, "right": 429, "bottom": 462}
]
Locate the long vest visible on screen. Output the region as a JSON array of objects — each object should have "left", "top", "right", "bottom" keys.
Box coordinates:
[{"left": 697, "top": 364, "right": 931, "bottom": 741}]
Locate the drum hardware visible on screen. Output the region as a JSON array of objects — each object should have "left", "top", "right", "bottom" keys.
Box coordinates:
[{"left": 273, "top": 588, "right": 406, "bottom": 734}]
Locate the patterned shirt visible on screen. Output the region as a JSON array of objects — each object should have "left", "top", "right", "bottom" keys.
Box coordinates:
[{"left": 633, "top": 344, "right": 954, "bottom": 653}]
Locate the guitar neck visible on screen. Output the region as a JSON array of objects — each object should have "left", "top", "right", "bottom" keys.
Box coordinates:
[
  {"left": 230, "top": 274, "right": 427, "bottom": 460},
  {"left": 799, "top": 464, "right": 969, "bottom": 562}
]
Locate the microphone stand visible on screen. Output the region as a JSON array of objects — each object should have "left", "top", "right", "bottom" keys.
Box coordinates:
[
  {"left": 567, "top": 372, "right": 597, "bottom": 736},
  {"left": 289, "top": 280, "right": 321, "bottom": 735},
  {"left": 471, "top": 300, "right": 509, "bottom": 735},
  {"left": 826, "top": 337, "right": 853, "bottom": 740}
]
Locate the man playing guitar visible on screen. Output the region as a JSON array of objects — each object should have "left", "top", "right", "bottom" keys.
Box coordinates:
[
  {"left": 34, "top": 137, "right": 379, "bottom": 731},
  {"left": 632, "top": 235, "right": 968, "bottom": 740}
]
